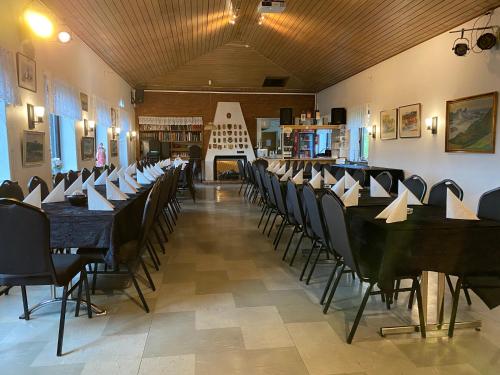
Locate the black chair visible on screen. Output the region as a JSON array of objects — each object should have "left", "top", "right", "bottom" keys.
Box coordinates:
[
  {"left": 81, "top": 168, "right": 91, "bottom": 183},
  {"left": 109, "top": 163, "right": 116, "bottom": 172},
  {"left": 54, "top": 173, "right": 67, "bottom": 189},
  {"left": 0, "top": 180, "right": 24, "bottom": 200},
  {"left": 297, "top": 161, "right": 305, "bottom": 173},
  {"left": 313, "top": 162, "right": 322, "bottom": 174},
  {"left": 352, "top": 170, "right": 366, "bottom": 186},
  {"left": 375, "top": 172, "right": 393, "bottom": 193},
  {"left": 478, "top": 187, "right": 500, "bottom": 220},
  {"left": 292, "top": 160, "right": 299, "bottom": 175},
  {"left": 0, "top": 199, "right": 91, "bottom": 356},
  {"left": 91, "top": 166, "right": 101, "bottom": 179},
  {"left": 67, "top": 170, "right": 79, "bottom": 186},
  {"left": 237, "top": 160, "right": 247, "bottom": 195},
  {"left": 333, "top": 167, "right": 345, "bottom": 182},
  {"left": 319, "top": 192, "right": 426, "bottom": 343},
  {"left": 403, "top": 175, "right": 427, "bottom": 202},
  {"left": 428, "top": 179, "right": 463, "bottom": 207},
  {"left": 304, "top": 162, "right": 313, "bottom": 178},
  {"left": 27, "top": 176, "right": 50, "bottom": 200},
  {"left": 270, "top": 174, "right": 295, "bottom": 251}
]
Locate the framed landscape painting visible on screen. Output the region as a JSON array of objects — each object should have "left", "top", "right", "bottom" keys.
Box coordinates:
[
  {"left": 81, "top": 137, "right": 94, "bottom": 160},
  {"left": 23, "top": 130, "right": 44, "bottom": 166},
  {"left": 110, "top": 139, "right": 118, "bottom": 157},
  {"left": 399, "top": 103, "right": 421, "bottom": 138},
  {"left": 16, "top": 53, "right": 36, "bottom": 92},
  {"left": 380, "top": 109, "right": 398, "bottom": 140},
  {"left": 445, "top": 92, "right": 497, "bottom": 153}
]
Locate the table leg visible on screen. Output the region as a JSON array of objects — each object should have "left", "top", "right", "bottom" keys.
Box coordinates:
[{"left": 380, "top": 272, "right": 481, "bottom": 337}]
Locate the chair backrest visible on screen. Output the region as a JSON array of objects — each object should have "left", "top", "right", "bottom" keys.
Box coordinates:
[
  {"left": 67, "top": 170, "right": 79, "bottom": 185},
  {"left": 136, "top": 182, "right": 161, "bottom": 255},
  {"left": 189, "top": 145, "right": 202, "bottom": 159},
  {"left": 302, "top": 183, "right": 328, "bottom": 244},
  {"left": 313, "top": 162, "right": 322, "bottom": 173},
  {"left": 53, "top": 173, "right": 67, "bottom": 189},
  {"left": 255, "top": 158, "right": 269, "bottom": 170},
  {"left": 297, "top": 160, "right": 304, "bottom": 172},
  {"left": 352, "top": 170, "right": 366, "bottom": 186},
  {"left": 81, "top": 168, "right": 91, "bottom": 183},
  {"left": 91, "top": 166, "right": 101, "bottom": 179},
  {"left": 0, "top": 199, "right": 55, "bottom": 285},
  {"left": 0, "top": 180, "right": 24, "bottom": 200},
  {"left": 261, "top": 169, "right": 276, "bottom": 207},
  {"left": 109, "top": 163, "right": 116, "bottom": 171},
  {"left": 292, "top": 160, "right": 299, "bottom": 174},
  {"left": 428, "top": 179, "right": 463, "bottom": 207},
  {"left": 375, "top": 171, "right": 393, "bottom": 193},
  {"left": 271, "top": 174, "right": 287, "bottom": 215},
  {"left": 403, "top": 175, "right": 427, "bottom": 202},
  {"left": 237, "top": 159, "right": 246, "bottom": 180},
  {"left": 28, "top": 176, "right": 50, "bottom": 200},
  {"left": 477, "top": 187, "right": 500, "bottom": 221},
  {"left": 286, "top": 180, "right": 305, "bottom": 226},
  {"left": 285, "top": 160, "right": 291, "bottom": 171},
  {"left": 253, "top": 164, "right": 267, "bottom": 202},
  {"left": 320, "top": 191, "right": 360, "bottom": 275},
  {"left": 333, "top": 167, "right": 345, "bottom": 181},
  {"left": 304, "top": 162, "right": 312, "bottom": 175}
]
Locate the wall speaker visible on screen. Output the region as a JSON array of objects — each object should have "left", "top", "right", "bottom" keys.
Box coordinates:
[
  {"left": 280, "top": 108, "right": 293, "bottom": 125},
  {"left": 331, "top": 108, "right": 346, "bottom": 125},
  {"left": 134, "top": 89, "right": 144, "bottom": 104}
]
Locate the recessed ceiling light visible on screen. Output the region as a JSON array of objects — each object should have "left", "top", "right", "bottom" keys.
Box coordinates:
[
  {"left": 58, "top": 31, "right": 72, "bottom": 43},
  {"left": 245, "top": 44, "right": 250, "bottom": 48},
  {"left": 24, "top": 10, "right": 53, "bottom": 38}
]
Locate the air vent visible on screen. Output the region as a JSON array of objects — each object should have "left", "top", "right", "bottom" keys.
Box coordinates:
[{"left": 262, "top": 76, "right": 289, "bottom": 87}]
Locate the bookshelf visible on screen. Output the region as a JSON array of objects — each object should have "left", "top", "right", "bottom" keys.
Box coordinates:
[{"left": 138, "top": 116, "right": 203, "bottom": 159}]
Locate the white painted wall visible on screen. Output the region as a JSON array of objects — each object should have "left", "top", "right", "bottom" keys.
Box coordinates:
[
  {"left": 0, "top": 0, "right": 136, "bottom": 193},
  {"left": 317, "top": 9, "right": 500, "bottom": 208}
]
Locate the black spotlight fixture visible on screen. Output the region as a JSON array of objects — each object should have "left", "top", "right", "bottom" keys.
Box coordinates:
[
  {"left": 452, "top": 29, "right": 470, "bottom": 56},
  {"left": 477, "top": 32, "right": 497, "bottom": 50}
]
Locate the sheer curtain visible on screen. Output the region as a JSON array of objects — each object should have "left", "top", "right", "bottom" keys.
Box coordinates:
[
  {"left": 52, "top": 79, "right": 81, "bottom": 120},
  {"left": 0, "top": 47, "right": 21, "bottom": 106},
  {"left": 95, "top": 97, "right": 111, "bottom": 127},
  {"left": 347, "top": 105, "right": 367, "bottom": 161}
]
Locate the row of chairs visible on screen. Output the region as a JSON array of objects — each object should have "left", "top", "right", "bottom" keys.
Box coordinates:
[
  {"left": 243, "top": 161, "right": 500, "bottom": 343},
  {"left": 0, "top": 165, "right": 185, "bottom": 355}
]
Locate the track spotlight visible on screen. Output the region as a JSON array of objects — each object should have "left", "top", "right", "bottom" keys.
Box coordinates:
[
  {"left": 477, "top": 32, "right": 497, "bottom": 50},
  {"left": 452, "top": 29, "right": 470, "bottom": 56}
]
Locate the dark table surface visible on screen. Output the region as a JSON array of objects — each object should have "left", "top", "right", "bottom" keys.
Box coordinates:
[
  {"left": 42, "top": 184, "right": 151, "bottom": 267},
  {"left": 347, "top": 205, "right": 500, "bottom": 307}
]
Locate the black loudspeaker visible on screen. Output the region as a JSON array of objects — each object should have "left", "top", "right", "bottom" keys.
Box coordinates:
[
  {"left": 280, "top": 108, "right": 293, "bottom": 125},
  {"left": 134, "top": 89, "right": 144, "bottom": 104},
  {"left": 331, "top": 108, "right": 346, "bottom": 125}
]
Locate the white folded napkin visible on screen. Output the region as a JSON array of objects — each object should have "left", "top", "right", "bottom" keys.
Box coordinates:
[
  {"left": 143, "top": 168, "right": 157, "bottom": 181},
  {"left": 267, "top": 161, "right": 277, "bottom": 171},
  {"left": 275, "top": 164, "right": 287, "bottom": 176},
  {"left": 87, "top": 185, "right": 114, "bottom": 211},
  {"left": 23, "top": 185, "right": 41, "bottom": 209},
  {"left": 117, "top": 168, "right": 125, "bottom": 178},
  {"left": 370, "top": 176, "right": 390, "bottom": 198},
  {"left": 341, "top": 181, "right": 360, "bottom": 207},
  {"left": 312, "top": 167, "right": 319, "bottom": 178},
  {"left": 154, "top": 165, "right": 164, "bottom": 175},
  {"left": 125, "top": 163, "right": 136, "bottom": 176},
  {"left": 95, "top": 170, "right": 108, "bottom": 186},
  {"left": 280, "top": 167, "right": 294, "bottom": 182},
  {"left": 331, "top": 176, "right": 345, "bottom": 197},
  {"left": 64, "top": 175, "right": 83, "bottom": 195},
  {"left": 125, "top": 173, "right": 141, "bottom": 189},
  {"left": 82, "top": 173, "right": 95, "bottom": 190},
  {"left": 106, "top": 178, "right": 129, "bottom": 201},
  {"left": 292, "top": 169, "right": 303, "bottom": 184},
  {"left": 146, "top": 166, "right": 159, "bottom": 178},
  {"left": 345, "top": 171, "right": 356, "bottom": 189},
  {"left": 137, "top": 170, "right": 152, "bottom": 185},
  {"left": 446, "top": 188, "right": 479, "bottom": 220},
  {"left": 376, "top": 190, "right": 408, "bottom": 223},
  {"left": 165, "top": 158, "right": 171, "bottom": 167},
  {"left": 108, "top": 168, "right": 119, "bottom": 182},
  {"left": 181, "top": 163, "right": 187, "bottom": 171},
  {"left": 397, "top": 180, "right": 423, "bottom": 206},
  {"left": 309, "top": 172, "right": 323, "bottom": 189},
  {"left": 42, "top": 180, "right": 66, "bottom": 203},
  {"left": 119, "top": 175, "right": 138, "bottom": 194},
  {"left": 323, "top": 168, "right": 337, "bottom": 185}
]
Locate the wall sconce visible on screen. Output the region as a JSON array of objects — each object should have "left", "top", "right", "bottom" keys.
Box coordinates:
[
  {"left": 425, "top": 117, "right": 438, "bottom": 135},
  {"left": 111, "top": 126, "right": 121, "bottom": 140},
  {"left": 83, "top": 119, "right": 95, "bottom": 136},
  {"left": 27, "top": 104, "right": 45, "bottom": 129},
  {"left": 368, "top": 124, "right": 376, "bottom": 138},
  {"left": 127, "top": 130, "right": 137, "bottom": 142}
]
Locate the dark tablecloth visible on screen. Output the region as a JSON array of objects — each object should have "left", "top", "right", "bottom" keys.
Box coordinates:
[
  {"left": 331, "top": 165, "right": 405, "bottom": 193},
  {"left": 42, "top": 184, "right": 151, "bottom": 267},
  {"left": 347, "top": 205, "right": 500, "bottom": 307}
]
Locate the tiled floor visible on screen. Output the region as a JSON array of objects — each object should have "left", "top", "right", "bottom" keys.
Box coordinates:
[{"left": 1, "top": 184, "right": 500, "bottom": 374}]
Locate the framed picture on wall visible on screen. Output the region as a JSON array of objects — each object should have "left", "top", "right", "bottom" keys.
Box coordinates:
[
  {"left": 81, "top": 137, "right": 94, "bottom": 160},
  {"left": 445, "top": 92, "right": 497, "bottom": 153},
  {"left": 80, "top": 92, "right": 89, "bottom": 112},
  {"left": 16, "top": 53, "right": 36, "bottom": 92},
  {"left": 110, "top": 139, "right": 118, "bottom": 157},
  {"left": 398, "top": 103, "right": 421, "bottom": 138},
  {"left": 380, "top": 109, "right": 398, "bottom": 140},
  {"left": 111, "top": 108, "right": 117, "bottom": 128},
  {"left": 22, "top": 130, "right": 44, "bottom": 166}
]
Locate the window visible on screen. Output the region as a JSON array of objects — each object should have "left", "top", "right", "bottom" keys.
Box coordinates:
[
  {"left": 49, "top": 114, "right": 62, "bottom": 159},
  {"left": 0, "top": 100, "right": 11, "bottom": 181},
  {"left": 359, "top": 127, "right": 370, "bottom": 161}
]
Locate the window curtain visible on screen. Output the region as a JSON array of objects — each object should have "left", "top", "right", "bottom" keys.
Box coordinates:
[
  {"left": 95, "top": 97, "right": 111, "bottom": 127},
  {"left": 347, "top": 105, "right": 367, "bottom": 161},
  {"left": 52, "top": 79, "right": 81, "bottom": 120},
  {"left": 0, "top": 47, "right": 21, "bottom": 106}
]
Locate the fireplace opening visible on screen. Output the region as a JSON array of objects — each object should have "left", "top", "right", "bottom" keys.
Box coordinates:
[{"left": 213, "top": 155, "right": 247, "bottom": 181}]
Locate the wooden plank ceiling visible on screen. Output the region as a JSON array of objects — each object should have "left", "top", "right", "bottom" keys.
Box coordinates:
[{"left": 43, "top": 0, "right": 500, "bottom": 92}]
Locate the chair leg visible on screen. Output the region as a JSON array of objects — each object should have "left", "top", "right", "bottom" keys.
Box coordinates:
[
  {"left": 347, "top": 283, "right": 374, "bottom": 344},
  {"left": 446, "top": 274, "right": 455, "bottom": 294},
  {"left": 21, "top": 286, "right": 30, "bottom": 320},
  {"left": 323, "top": 264, "right": 346, "bottom": 314},
  {"left": 463, "top": 286, "right": 472, "bottom": 306},
  {"left": 57, "top": 285, "right": 69, "bottom": 356},
  {"left": 82, "top": 269, "right": 92, "bottom": 319},
  {"left": 153, "top": 228, "right": 166, "bottom": 254},
  {"left": 91, "top": 262, "right": 98, "bottom": 295},
  {"left": 157, "top": 220, "right": 169, "bottom": 243},
  {"left": 273, "top": 217, "right": 284, "bottom": 245},
  {"left": 306, "top": 247, "right": 324, "bottom": 285},
  {"left": 289, "top": 232, "right": 304, "bottom": 266},
  {"left": 448, "top": 277, "right": 462, "bottom": 338},
  {"left": 320, "top": 262, "right": 339, "bottom": 305},
  {"left": 140, "top": 259, "right": 156, "bottom": 291},
  {"left": 394, "top": 280, "right": 401, "bottom": 300},
  {"left": 75, "top": 278, "right": 83, "bottom": 317},
  {"left": 129, "top": 267, "right": 150, "bottom": 313},
  {"left": 273, "top": 219, "right": 286, "bottom": 248},
  {"left": 413, "top": 277, "right": 426, "bottom": 338},
  {"left": 267, "top": 212, "right": 279, "bottom": 237},
  {"left": 258, "top": 206, "right": 268, "bottom": 228},
  {"left": 282, "top": 227, "right": 296, "bottom": 260},
  {"left": 299, "top": 240, "right": 317, "bottom": 281},
  {"left": 262, "top": 209, "right": 273, "bottom": 234}
]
